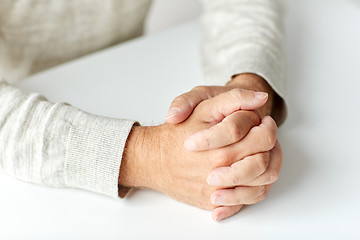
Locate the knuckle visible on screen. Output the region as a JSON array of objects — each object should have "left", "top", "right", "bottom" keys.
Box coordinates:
[
  {"left": 263, "top": 126, "right": 277, "bottom": 150},
  {"left": 203, "top": 134, "right": 211, "bottom": 150},
  {"left": 240, "top": 110, "right": 261, "bottom": 126},
  {"left": 192, "top": 85, "right": 207, "bottom": 92},
  {"left": 234, "top": 187, "right": 245, "bottom": 202},
  {"left": 255, "top": 153, "right": 270, "bottom": 173},
  {"left": 261, "top": 185, "right": 268, "bottom": 195},
  {"left": 230, "top": 173, "right": 240, "bottom": 186},
  {"left": 247, "top": 111, "right": 261, "bottom": 125},
  {"left": 173, "top": 95, "right": 186, "bottom": 103},
  {"left": 193, "top": 100, "right": 207, "bottom": 115},
  {"left": 196, "top": 99, "right": 206, "bottom": 109},
  {"left": 256, "top": 190, "right": 268, "bottom": 203},
  {"left": 255, "top": 185, "right": 266, "bottom": 198},
  {"left": 214, "top": 149, "right": 233, "bottom": 167},
  {"left": 267, "top": 117, "right": 278, "bottom": 137},
  {"left": 268, "top": 170, "right": 280, "bottom": 183},
  {"left": 228, "top": 121, "right": 243, "bottom": 142},
  {"left": 271, "top": 170, "right": 280, "bottom": 183},
  {"left": 230, "top": 88, "right": 244, "bottom": 100},
  {"left": 247, "top": 188, "right": 260, "bottom": 201}
]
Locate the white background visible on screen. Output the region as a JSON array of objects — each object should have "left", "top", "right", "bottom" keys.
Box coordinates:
[{"left": 146, "top": 0, "right": 201, "bottom": 34}]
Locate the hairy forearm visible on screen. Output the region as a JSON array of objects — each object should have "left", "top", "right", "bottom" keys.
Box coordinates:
[
  {"left": 119, "top": 125, "right": 161, "bottom": 190},
  {"left": 119, "top": 125, "right": 146, "bottom": 188}
]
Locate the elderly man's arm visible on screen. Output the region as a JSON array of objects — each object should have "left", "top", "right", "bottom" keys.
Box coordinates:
[
  {"left": 166, "top": 0, "right": 287, "bottom": 124},
  {"left": 0, "top": 77, "right": 136, "bottom": 198}
]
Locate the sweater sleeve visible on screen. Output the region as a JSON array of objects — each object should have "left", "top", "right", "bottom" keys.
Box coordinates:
[
  {"left": 0, "top": 77, "right": 135, "bottom": 198},
  {"left": 200, "top": 0, "right": 287, "bottom": 123}
]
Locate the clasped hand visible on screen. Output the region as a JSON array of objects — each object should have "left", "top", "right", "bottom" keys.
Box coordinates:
[{"left": 120, "top": 76, "right": 282, "bottom": 221}]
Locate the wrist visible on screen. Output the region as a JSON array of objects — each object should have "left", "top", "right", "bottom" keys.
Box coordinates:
[
  {"left": 118, "top": 125, "right": 161, "bottom": 190},
  {"left": 227, "top": 73, "right": 275, "bottom": 119}
]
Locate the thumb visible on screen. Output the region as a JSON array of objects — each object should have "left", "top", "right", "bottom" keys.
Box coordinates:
[
  {"left": 197, "top": 88, "right": 268, "bottom": 123},
  {"left": 166, "top": 87, "right": 217, "bottom": 124}
]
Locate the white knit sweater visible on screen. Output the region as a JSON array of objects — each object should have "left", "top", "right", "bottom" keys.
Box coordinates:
[{"left": 0, "top": 0, "right": 286, "bottom": 198}]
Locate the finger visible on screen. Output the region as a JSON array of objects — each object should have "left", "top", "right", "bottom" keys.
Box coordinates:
[
  {"left": 245, "top": 140, "right": 283, "bottom": 186},
  {"left": 166, "top": 88, "right": 209, "bottom": 123},
  {"left": 207, "top": 152, "right": 270, "bottom": 187},
  {"left": 196, "top": 88, "right": 268, "bottom": 123},
  {"left": 213, "top": 116, "right": 277, "bottom": 167},
  {"left": 211, "top": 185, "right": 270, "bottom": 206},
  {"left": 184, "top": 110, "right": 260, "bottom": 151},
  {"left": 212, "top": 205, "right": 244, "bottom": 221},
  {"left": 166, "top": 86, "right": 225, "bottom": 124}
]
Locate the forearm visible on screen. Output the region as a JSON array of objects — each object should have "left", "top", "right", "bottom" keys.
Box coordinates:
[
  {"left": 0, "top": 79, "right": 135, "bottom": 197},
  {"left": 119, "top": 125, "right": 161, "bottom": 191},
  {"left": 200, "top": 0, "right": 287, "bottom": 124},
  {"left": 0, "top": 79, "right": 68, "bottom": 185},
  {"left": 119, "top": 125, "right": 148, "bottom": 189}
]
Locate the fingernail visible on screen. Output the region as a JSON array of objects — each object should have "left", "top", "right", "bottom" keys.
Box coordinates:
[
  {"left": 207, "top": 174, "right": 221, "bottom": 186},
  {"left": 212, "top": 195, "right": 225, "bottom": 205},
  {"left": 166, "top": 108, "right": 180, "bottom": 119},
  {"left": 184, "top": 138, "right": 197, "bottom": 151},
  {"left": 254, "top": 92, "right": 268, "bottom": 100}
]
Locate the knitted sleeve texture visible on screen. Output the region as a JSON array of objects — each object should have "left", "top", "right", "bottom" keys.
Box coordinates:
[
  {"left": 200, "top": 0, "right": 287, "bottom": 122},
  {"left": 0, "top": 78, "right": 135, "bottom": 198}
]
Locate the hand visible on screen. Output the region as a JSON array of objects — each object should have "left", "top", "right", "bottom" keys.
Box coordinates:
[
  {"left": 166, "top": 73, "right": 277, "bottom": 124},
  {"left": 208, "top": 139, "right": 282, "bottom": 221},
  {"left": 166, "top": 73, "right": 283, "bottom": 221},
  {"left": 119, "top": 89, "right": 277, "bottom": 211}
]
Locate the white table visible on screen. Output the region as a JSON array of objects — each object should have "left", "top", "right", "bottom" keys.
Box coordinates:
[{"left": 1, "top": 0, "right": 360, "bottom": 238}]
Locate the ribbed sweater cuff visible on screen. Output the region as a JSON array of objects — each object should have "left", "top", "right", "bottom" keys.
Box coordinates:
[{"left": 64, "top": 111, "right": 135, "bottom": 198}]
